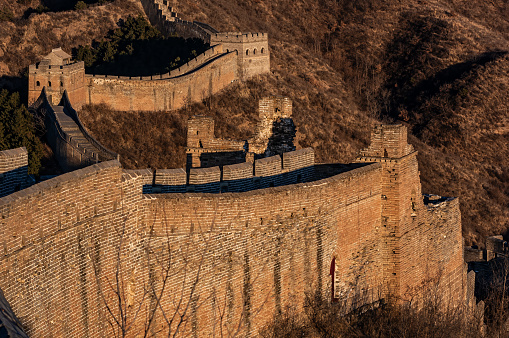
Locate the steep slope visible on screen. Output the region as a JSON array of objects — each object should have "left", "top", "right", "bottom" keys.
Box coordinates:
[
  {"left": 0, "top": 0, "right": 507, "bottom": 245},
  {"left": 0, "top": 0, "right": 142, "bottom": 82},
  {"left": 80, "top": 0, "right": 508, "bottom": 245}
]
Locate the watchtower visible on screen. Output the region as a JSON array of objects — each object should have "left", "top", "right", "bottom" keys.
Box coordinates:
[
  {"left": 28, "top": 48, "right": 87, "bottom": 108},
  {"left": 357, "top": 124, "right": 424, "bottom": 301},
  {"left": 210, "top": 32, "right": 270, "bottom": 79}
]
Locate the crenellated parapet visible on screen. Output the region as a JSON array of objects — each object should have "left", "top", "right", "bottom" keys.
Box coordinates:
[
  {"left": 0, "top": 119, "right": 468, "bottom": 337},
  {"left": 30, "top": 89, "right": 119, "bottom": 172},
  {"left": 147, "top": 147, "right": 315, "bottom": 194},
  {"left": 186, "top": 97, "right": 297, "bottom": 169}
]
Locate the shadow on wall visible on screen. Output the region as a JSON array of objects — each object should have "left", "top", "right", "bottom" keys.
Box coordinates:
[
  {"left": 0, "top": 166, "right": 29, "bottom": 198},
  {"left": 77, "top": 36, "right": 209, "bottom": 77},
  {"left": 264, "top": 117, "right": 297, "bottom": 157},
  {"left": 144, "top": 162, "right": 374, "bottom": 194},
  {"left": 186, "top": 151, "right": 247, "bottom": 169}
]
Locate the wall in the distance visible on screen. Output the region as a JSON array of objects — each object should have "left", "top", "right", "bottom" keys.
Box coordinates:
[{"left": 86, "top": 51, "right": 237, "bottom": 112}]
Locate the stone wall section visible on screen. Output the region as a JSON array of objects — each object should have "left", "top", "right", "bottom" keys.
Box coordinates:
[
  {"left": 140, "top": 0, "right": 213, "bottom": 41},
  {"left": 0, "top": 148, "right": 29, "bottom": 198},
  {"left": 140, "top": 162, "right": 384, "bottom": 336},
  {"left": 186, "top": 115, "right": 246, "bottom": 168},
  {"left": 0, "top": 123, "right": 468, "bottom": 337},
  {"left": 357, "top": 124, "right": 465, "bottom": 305},
  {"left": 30, "top": 89, "right": 118, "bottom": 172},
  {"left": 210, "top": 33, "right": 270, "bottom": 80},
  {"left": 86, "top": 46, "right": 238, "bottom": 112},
  {"left": 186, "top": 97, "right": 297, "bottom": 169}
]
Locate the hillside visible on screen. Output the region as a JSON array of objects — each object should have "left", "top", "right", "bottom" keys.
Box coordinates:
[{"left": 0, "top": 0, "right": 507, "bottom": 245}]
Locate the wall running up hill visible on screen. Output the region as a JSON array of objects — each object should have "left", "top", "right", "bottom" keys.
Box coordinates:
[{"left": 85, "top": 45, "right": 237, "bottom": 111}]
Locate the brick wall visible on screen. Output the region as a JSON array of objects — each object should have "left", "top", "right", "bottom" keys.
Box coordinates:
[
  {"left": 186, "top": 115, "right": 246, "bottom": 168},
  {"left": 357, "top": 124, "right": 465, "bottom": 305},
  {"left": 210, "top": 33, "right": 270, "bottom": 80},
  {"left": 0, "top": 124, "right": 467, "bottom": 337},
  {"left": 0, "top": 148, "right": 29, "bottom": 198},
  {"left": 140, "top": 162, "right": 384, "bottom": 336},
  {"left": 86, "top": 48, "right": 238, "bottom": 112},
  {"left": 0, "top": 157, "right": 385, "bottom": 337}
]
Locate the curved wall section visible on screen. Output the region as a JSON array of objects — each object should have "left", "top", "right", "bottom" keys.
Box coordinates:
[
  {"left": 31, "top": 89, "right": 118, "bottom": 171},
  {"left": 85, "top": 49, "right": 237, "bottom": 111},
  {"left": 0, "top": 159, "right": 385, "bottom": 337}
]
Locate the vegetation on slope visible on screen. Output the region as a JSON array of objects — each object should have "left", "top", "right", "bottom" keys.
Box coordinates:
[
  {"left": 74, "top": 15, "right": 208, "bottom": 76},
  {"left": 0, "top": 89, "right": 43, "bottom": 174}
]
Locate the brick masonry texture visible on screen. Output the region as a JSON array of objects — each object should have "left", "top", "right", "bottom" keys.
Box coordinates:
[
  {"left": 0, "top": 124, "right": 466, "bottom": 337},
  {"left": 28, "top": 1, "right": 271, "bottom": 112},
  {"left": 186, "top": 97, "right": 297, "bottom": 169},
  {"left": 0, "top": 148, "right": 29, "bottom": 198}
]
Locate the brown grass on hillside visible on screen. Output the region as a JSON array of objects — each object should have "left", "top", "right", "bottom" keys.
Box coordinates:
[
  {"left": 80, "top": 0, "right": 508, "bottom": 246},
  {"left": 0, "top": 0, "right": 142, "bottom": 80}
]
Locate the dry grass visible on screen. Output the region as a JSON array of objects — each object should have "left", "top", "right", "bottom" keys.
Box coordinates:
[{"left": 1, "top": 0, "right": 508, "bottom": 245}]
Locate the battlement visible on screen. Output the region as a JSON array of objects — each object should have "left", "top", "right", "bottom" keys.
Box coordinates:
[
  {"left": 86, "top": 44, "right": 225, "bottom": 81},
  {"left": 0, "top": 116, "right": 467, "bottom": 336},
  {"left": 210, "top": 32, "right": 268, "bottom": 43},
  {"left": 258, "top": 96, "right": 292, "bottom": 119},
  {"left": 29, "top": 61, "right": 85, "bottom": 73},
  {"left": 150, "top": 148, "right": 315, "bottom": 193}
]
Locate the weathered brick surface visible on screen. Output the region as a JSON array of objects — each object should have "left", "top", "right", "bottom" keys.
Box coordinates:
[
  {"left": 357, "top": 124, "right": 465, "bottom": 305},
  {"left": 0, "top": 148, "right": 29, "bottom": 198},
  {"left": 28, "top": 60, "right": 86, "bottom": 109},
  {"left": 86, "top": 47, "right": 238, "bottom": 112},
  {"left": 31, "top": 90, "right": 118, "bottom": 172},
  {"left": 186, "top": 115, "right": 246, "bottom": 168},
  {"left": 0, "top": 124, "right": 466, "bottom": 337}
]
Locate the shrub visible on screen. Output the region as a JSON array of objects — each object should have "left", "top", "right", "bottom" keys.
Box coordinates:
[
  {"left": 0, "top": 90, "right": 43, "bottom": 175},
  {"left": 74, "top": 1, "right": 87, "bottom": 10}
]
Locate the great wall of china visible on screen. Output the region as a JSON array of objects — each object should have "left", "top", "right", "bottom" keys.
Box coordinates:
[
  {"left": 0, "top": 0, "right": 491, "bottom": 336},
  {"left": 27, "top": 0, "right": 270, "bottom": 112}
]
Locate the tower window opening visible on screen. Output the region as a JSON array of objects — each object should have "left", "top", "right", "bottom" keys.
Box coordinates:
[
  {"left": 60, "top": 81, "right": 63, "bottom": 87},
  {"left": 253, "top": 49, "right": 257, "bottom": 55},
  {"left": 246, "top": 49, "right": 249, "bottom": 56},
  {"left": 48, "top": 81, "right": 52, "bottom": 87},
  {"left": 261, "top": 48, "right": 265, "bottom": 54},
  {"left": 36, "top": 81, "right": 40, "bottom": 87}
]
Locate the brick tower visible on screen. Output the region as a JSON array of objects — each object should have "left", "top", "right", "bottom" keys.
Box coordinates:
[
  {"left": 28, "top": 48, "right": 87, "bottom": 108},
  {"left": 357, "top": 124, "right": 425, "bottom": 300},
  {"left": 210, "top": 32, "right": 270, "bottom": 79}
]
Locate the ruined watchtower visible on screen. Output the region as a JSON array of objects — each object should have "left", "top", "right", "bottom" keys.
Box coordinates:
[
  {"left": 210, "top": 32, "right": 270, "bottom": 80},
  {"left": 28, "top": 48, "right": 86, "bottom": 108}
]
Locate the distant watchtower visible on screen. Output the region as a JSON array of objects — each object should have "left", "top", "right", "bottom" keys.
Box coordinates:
[
  {"left": 210, "top": 32, "right": 270, "bottom": 79},
  {"left": 28, "top": 48, "right": 86, "bottom": 108}
]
